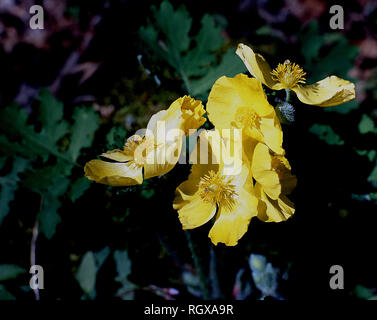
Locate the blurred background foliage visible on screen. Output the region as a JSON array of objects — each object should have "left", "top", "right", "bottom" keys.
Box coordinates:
[{"left": 0, "top": 0, "right": 376, "bottom": 300}]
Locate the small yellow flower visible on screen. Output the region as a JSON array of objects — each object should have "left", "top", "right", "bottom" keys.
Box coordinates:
[
  {"left": 251, "top": 142, "right": 296, "bottom": 222},
  {"left": 206, "top": 74, "right": 284, "bottom": 155},
  {"left": 84, "top": 134, "right": 146, "bottom": 186},
  {"left": 236, "top": 43, "right": 355, "bottom": 107},
  {"left": 173, "top": 130, "right": 258, "bottom": 246},
  {"left": 84, "top": 96, "right": 206, "bottom": 186}
]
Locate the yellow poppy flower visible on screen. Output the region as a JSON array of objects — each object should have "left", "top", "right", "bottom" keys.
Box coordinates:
[
  {"left": 173, "top": 130, "right": 258, "bottom": 246},
  {"left": 251, "top": 142, "right": 296, "bottom": 222},
  {"left": 84, "top": 96, "right": 206, "bottom": 186},
  {"left": 236, "top": 43, "right": 355, "bottom": 107},
  {"left": 206, "top": 74, "right": 284, "bottom": 155}
]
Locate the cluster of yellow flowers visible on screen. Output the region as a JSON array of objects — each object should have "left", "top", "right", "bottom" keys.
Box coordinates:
[{"left": 84, "top": 44, "right": 355, "bottom": 246}]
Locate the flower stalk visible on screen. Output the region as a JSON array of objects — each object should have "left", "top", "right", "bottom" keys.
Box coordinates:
[{"left": 184, "top": 230, "right": 210, "bottom": 300}]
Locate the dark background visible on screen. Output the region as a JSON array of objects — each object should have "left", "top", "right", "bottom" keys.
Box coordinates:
[{"left": 0, "top": 0, "right": 376, "bottom": 300}]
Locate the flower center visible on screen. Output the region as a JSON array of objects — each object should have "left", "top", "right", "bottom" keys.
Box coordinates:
[
  {"left": 271, "top": 60, "right": 306, "bottom": 89},
  {"left": 233, "top": 107, "right": 261, "bottom": 129},
  {"left": 198, "top": 170, "right": 238, "bottom": 209}
]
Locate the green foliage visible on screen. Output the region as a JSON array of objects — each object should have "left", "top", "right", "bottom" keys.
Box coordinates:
[
  {"left": 114, "top": 250, "right": 134, "bottom": 300},
  {"left": 354, "top": 285, "right": 377, "bottom": 300},
  {"left": 0, "top": 89, "right": 99, "bottom": 238},
  {"left": 368, "top": 166, "right": 377, "bottom": 185},
  {"left": 67, "top": 108, "right": 99, "bottom": 162},
  {"left": 355, "top": 149, "right": 376, "bottom": 162},
  {"left": 0, "top": 157, "right": 29, "bottom": 225},
  {"left": 299, "top": 22, "right": 358, "bottom": 83},
  {"left": 0, "top": 264, "right": 26, "bottom": 281},
  {"left": 76, "top": 247, "right": 110, "bottom": 299},
  {"left": 139, "top": 0, "right": 246, "bottom": 97},
  {"left": 309, "top": 124, "right": 344, "bottom": 146},
  {"left": 76, "top": 251, "right": 97, "bottom": 298},
  {"left": 106, "top": 126, "right": 127, "bottom": 149},
  {"left": 68, "top": 177, "right": 92, "bottom": 202},
  {"left": 359, "top": 114, "right": 377, "bottom": 134}
]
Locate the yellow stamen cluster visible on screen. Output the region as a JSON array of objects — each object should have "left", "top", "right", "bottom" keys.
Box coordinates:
[
  {"left": 198, "top": 170, "right": 238, "bottom": 210},
  {"left": 271, "top": 60, "right": 306, "bottom": 89}
]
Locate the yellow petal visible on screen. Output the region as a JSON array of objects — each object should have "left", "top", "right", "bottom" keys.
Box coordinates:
[
  {"left": 209, "top": 187, "right": 258, "bottom": 246},
  {"left": 179, "top": 96, "right": 206, "bottom": 135},
  {"left": 176, "top": 193, "right": 217, "bottom": 230},
  {"left": 84, "top": 160, "right": 143, "bottom": 186},
  {"left": 255, "top": 183, "right": 294, "bottom": 222},
  {"left": 208, "top": 74, "right": 273, "bottom": 123},
  {"left": 143, "top": 134, "right": 184, "bottom": 179},
  {"left": 251, "top": 143, "right": 280, "bottom": 199},
  {"left": 100, "top": 149, "right": 133, "bottom": 162},
  {"left": 292, "top": 76, "right": 355, "bottom": 107},
  {"left": 236, "top": 43, "right": 280, "bottom": 89},
  {"left": 259, "top": 116, "right": 284, "bottom": 156}
]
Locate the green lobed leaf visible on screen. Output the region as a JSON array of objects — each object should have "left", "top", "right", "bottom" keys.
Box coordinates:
[
  {"left": 0, "top": 89, "right": 100, "bottom": 237},
  {"left": 38, "top": 88, "right": 69, "bottom": 144},
  {"left": 139, "top": 0, "right": 245, "bottom": 97},
  {"left": 152, "top": 0, "right": 192, "bottom": 63},
  {"left": 66, "top": 107, "right": 99, "bottom": 162},
  {"left": 182, "top": 14, "right": 224, "bottom": 77}
]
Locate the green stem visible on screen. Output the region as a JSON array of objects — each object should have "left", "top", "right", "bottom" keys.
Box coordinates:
[
  {"left": 184, "top": 231, "right": 210, "bottom": 300},
  {"left": 285, "top": 89, "right": 291, "bottom": 102}
]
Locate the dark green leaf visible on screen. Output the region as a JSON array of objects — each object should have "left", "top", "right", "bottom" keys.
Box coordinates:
[
  {"left": 67, "top": 107, "right": 99, "bottom": 162},
  {"left": 309, "top": 124, "right": 344, "bottom": 146},
  {"left": 359, "top": 114, "right": 376, "bottom": 134},
  {"left": 190, "top": 48, "right": 247, "bottom": 97},
  {"left": 76, "top": 251, "right": 97, "bottom": 295},
  {"left": 0, "top": 157, "right": 29, "bottom": 225},
  {"left": 68, "top": 177, "right": 91, "bottom": 202},
  {"left": 0, "top": 264, "right": 26, "bottom": 281}
]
